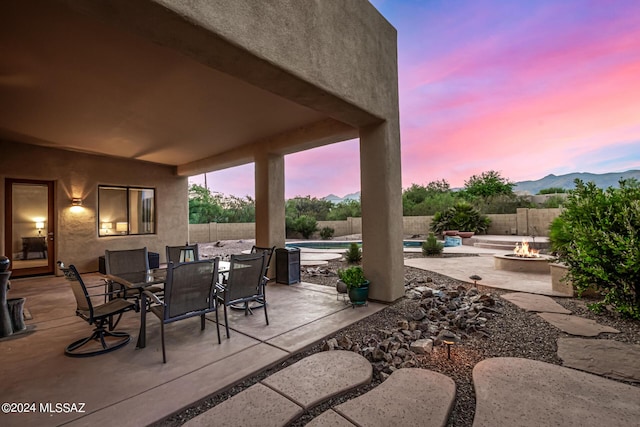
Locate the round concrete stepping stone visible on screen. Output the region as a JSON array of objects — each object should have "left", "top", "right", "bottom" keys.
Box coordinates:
[
  {"left": 537, "top": 313, "right": 620, "bottom": 336},
  {"left": 501, "top": 292, "right": 571, "bottom": 314},
  {"left": 306, "top": 409, "right": 356, "bottom": 426},
  {"left": 183, "top": 383, "right": 302, "bottom": 427},
  {"left": 473, "top": 357, "right": 640, "bottom": 427},
  {"left": 557, "top": 338, "right": 640, "bottom": 383},
  {"left": 261, "top": 350, "right": 372, "bottom": 409},
  {"left": 333, "top": 368, "right": 456, "bottom": 427}
]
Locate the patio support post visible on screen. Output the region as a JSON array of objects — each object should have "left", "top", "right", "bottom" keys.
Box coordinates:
[
  {"left": 255, "top": 150, "right": 285, "bottom": 278},
  {"left": 359, "top": 121, "right": 404, "bottom": 302}
]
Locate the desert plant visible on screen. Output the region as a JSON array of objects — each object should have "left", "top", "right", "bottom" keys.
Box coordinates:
[
  {"left": 344, "top": 242, "right": 362, "bottom": 264},
  {"left": 553, "top": 179, "right": 640, "bottom": 319},
  {"left": 422, "top": 232, "right": 444, "bottom": 256},
  {"left": 548, "top": 217, "right": 572, "bottom": 258},
  {"left": 319, "top": 226, "right": 335, "bottom": 240},
  {"left": 337, "top": 265, "right": 368, "bottom": 289},
  {"left": 293, "top": 215, "right": 319, "bottom": 239},
  {"left": 431, "top": 202, "right": 491, "bottom": 235}
]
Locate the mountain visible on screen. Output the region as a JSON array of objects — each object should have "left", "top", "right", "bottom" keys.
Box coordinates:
[
  {"left": 322, "top": 192, "right": 361, "bottom": 204},
  {"left": 320, "top": 170, "right": 640, "bottom": 201},
  {"left": 513, "top": 170, "right": 640, "bottom": 195}
]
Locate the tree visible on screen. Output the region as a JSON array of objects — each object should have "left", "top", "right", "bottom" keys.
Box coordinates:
[
  {"left": 218, "top": 195, "right": 255, "bottom": 223},
  {"left": 551, "top": 179, "right": 640, "bottom": 319},
  {"left": 463, "top": 170, "right": 514, "bottom": 198},
  {"left": 327, "top": 200, "right": 361, "bottom": 220},
  {"left": 425, "top": 179, "right": 450, "bottom": 193},
  {"left": 188, "top": 184, "right": 223, "bottom": 224},
  {"left": 285, "top": 196, "right": 333, "bottom": 221}
]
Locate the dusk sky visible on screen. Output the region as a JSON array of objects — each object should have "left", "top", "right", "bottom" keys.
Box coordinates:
[{"left": 190, "top": 0, "right": 640, "bottom": 199}]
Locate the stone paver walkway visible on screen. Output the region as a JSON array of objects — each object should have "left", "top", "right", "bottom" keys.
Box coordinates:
[
  {"left": 310, "top": 368, "right": 456, "bottom": 427},
  {"left": 473, "top": 357, "right": 640, "bottom": 427},
  {"left": 501, "top": 292, "right": 572, "bottom": 313},
  {"left": 557, "top": 338, "right": 640, "bottom": 383},
  {"left": 537, "top": 312, "right": 620, "bottom": 336},
  {"left": 185, "top": 351, "right": 372, "bottom": 426}
]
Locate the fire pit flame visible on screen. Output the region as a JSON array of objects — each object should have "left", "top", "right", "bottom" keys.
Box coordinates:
[{"left": 513, "top": 239, "right": 540, "bottom": 258}]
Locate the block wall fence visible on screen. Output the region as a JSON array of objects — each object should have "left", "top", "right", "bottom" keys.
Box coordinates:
[{"left": 188, "top": 208, "right": 561, "bottom": 243}]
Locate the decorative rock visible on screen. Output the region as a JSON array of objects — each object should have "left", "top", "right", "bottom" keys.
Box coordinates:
[
  {"left": 501, "top": 292, "right": 571, "bottom": 314},
  {"left": 322, "top": 338, "right": 338, "bottom": 351},
  {"left": 537, "top": 313, "right": 620, "bottom": 337},
  {"left": 410, "top": 338, "right": 433, "bottom": 354},
  {"left": 557, "top": 338, "right": 640, "bottom": 383},
  {"left": 397, "top": 319, "right": 409, "bottom": 330}
]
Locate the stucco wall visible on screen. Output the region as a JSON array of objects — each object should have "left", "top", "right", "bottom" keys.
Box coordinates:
[
  {"left": 154, "top": 0, "right": 397, "bottom": 125},
  {"left": 0, "top": 141, "right": 188, "bottom": 273},
  {"left": 187, "top": 210, "right": 562, "bottom": 241}
]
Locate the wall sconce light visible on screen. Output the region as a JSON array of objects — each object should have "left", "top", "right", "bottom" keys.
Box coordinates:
[
  {"left": 101, "top": 222, "right": 113, "bottom": 235},
  {"left": 70, "top": 198, "right": 84, "bottom": 213},
  {"left": 115, "top": 222, "right": 128, "bottom": 234},
  {"left": 35, "top": 221, "right": 45, "bottom": 236}
]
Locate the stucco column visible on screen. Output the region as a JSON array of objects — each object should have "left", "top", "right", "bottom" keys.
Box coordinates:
[
  {"left": 360, "top": 121, "right": 404, "bottom": 302},
  {"left": 255, "top": 150, "right": 285, "bottom": 277}
]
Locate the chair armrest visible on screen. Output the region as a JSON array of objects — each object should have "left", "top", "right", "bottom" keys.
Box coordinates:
[{"left": 142, "top": 290, "right": 163, "bottom": 305}]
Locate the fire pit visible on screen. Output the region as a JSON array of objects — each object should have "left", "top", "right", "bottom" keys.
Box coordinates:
[{"left": 494, "top": 239, "right": 551, "bottom": 274}]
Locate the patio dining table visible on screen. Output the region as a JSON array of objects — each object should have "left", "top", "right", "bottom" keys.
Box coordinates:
[{"left": 106, "top": 261, "right": 230, "bottom": 349}]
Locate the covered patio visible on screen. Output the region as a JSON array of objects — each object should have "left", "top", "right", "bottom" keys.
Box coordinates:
[
  {"left": 0, "top": 0, "right": 404, "bottom": 302},
  {"left": 2, "top": 274, "right": 385, "bottom": 426}
]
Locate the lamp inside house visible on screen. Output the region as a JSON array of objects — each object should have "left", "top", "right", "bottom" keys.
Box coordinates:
[
  {"left": 101, "top": 222, "right": 113, "bottom": 235},
  {"left": 115, "top": 222, "right": 128, "bottom": 234},
  {"left": 35, "top": 221, "right": 45, "bottom": 236}
]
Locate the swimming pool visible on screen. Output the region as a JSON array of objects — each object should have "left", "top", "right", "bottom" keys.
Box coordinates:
[{"left": 286, "top": 240, "right": 423, "bottom": 250}]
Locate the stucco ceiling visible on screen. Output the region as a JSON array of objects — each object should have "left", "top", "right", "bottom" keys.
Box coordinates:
[{"left": 0, "top": 1, "right": 328, "bottom": 167}]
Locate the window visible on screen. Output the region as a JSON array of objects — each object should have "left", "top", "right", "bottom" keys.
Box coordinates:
[{"left": 98, "top": 186, "right": 155, "bottom": 236}]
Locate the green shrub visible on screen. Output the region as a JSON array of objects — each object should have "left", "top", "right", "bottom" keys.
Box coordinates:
[
  {"left": 431, "top": 202, "right": 491, "bottom": 235},
  {"left": 422, "top": 233, "right": 444, "bottom": 256},
  {"left": 548, "top": 217, "right": 572, "bottom": 258},
  {"left": 319, "top": 226, "right": 335, "bottom": 240},
  {"left": 337, "top": 265, "right": 368, "bottom": 289},
  {"left": 344, "top": 242, "right": 362, "bottom": 264},
  {"left": 538, "top": 187, "right": 567, "bottom": 194},
  {"left": 552, "top": 179, "right": 640, "bottom": 319},
  {"left": 541, "top": 195, "right": 566, "bottom": 208},
  {"left": 293, "top": 215, "right": 318, "bottom": 239}
]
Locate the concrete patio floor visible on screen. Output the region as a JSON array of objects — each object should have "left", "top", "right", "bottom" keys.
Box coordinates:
[{"left": 0, "top": 274, "right": 385, "bottom": 427}]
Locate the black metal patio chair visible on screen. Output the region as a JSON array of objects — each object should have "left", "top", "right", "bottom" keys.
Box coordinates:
[
  {"left": 218, "top": 252, "right": 268, "bottom": 339},
  {"left": 65, "top": 265, "right": 136, "bottom": 357},
  {"left": 105, "top": 247, "right": 163, "bottom": 300},
  {"left": 143, "top": 258, "right": 220, "bottom": 363}
]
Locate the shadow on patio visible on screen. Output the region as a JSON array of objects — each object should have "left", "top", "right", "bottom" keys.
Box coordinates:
[{"left": 1, "top": 274, "right": 385, "bottom": 426}]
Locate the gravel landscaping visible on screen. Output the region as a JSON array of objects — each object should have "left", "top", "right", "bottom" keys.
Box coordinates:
[{"left": 156, "top": 240, "right": 640, "bottom": 427}]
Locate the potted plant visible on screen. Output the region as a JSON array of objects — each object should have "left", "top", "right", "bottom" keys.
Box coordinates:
[{"left": 337, "top": 266, "right": 369, "bottom": 307}]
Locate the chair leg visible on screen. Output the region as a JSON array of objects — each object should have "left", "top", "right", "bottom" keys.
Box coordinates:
[
  {"left": 201, "top": 314, "right": 205, "bottom": 331},
  {"left": 223, "top": 303, "right": 230, "bottom": 338},
  {"left": 264, "top": 296, "right": 269, "bottom": 325},
  {"left": 160, "top": 321, "right": 166, "bottom": 364},
  {"left": 215, "top": 307, "right": 221, "bottom": 344},
  {"left": 65, "top": 321, "right": 130, "bottom": 358}
]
